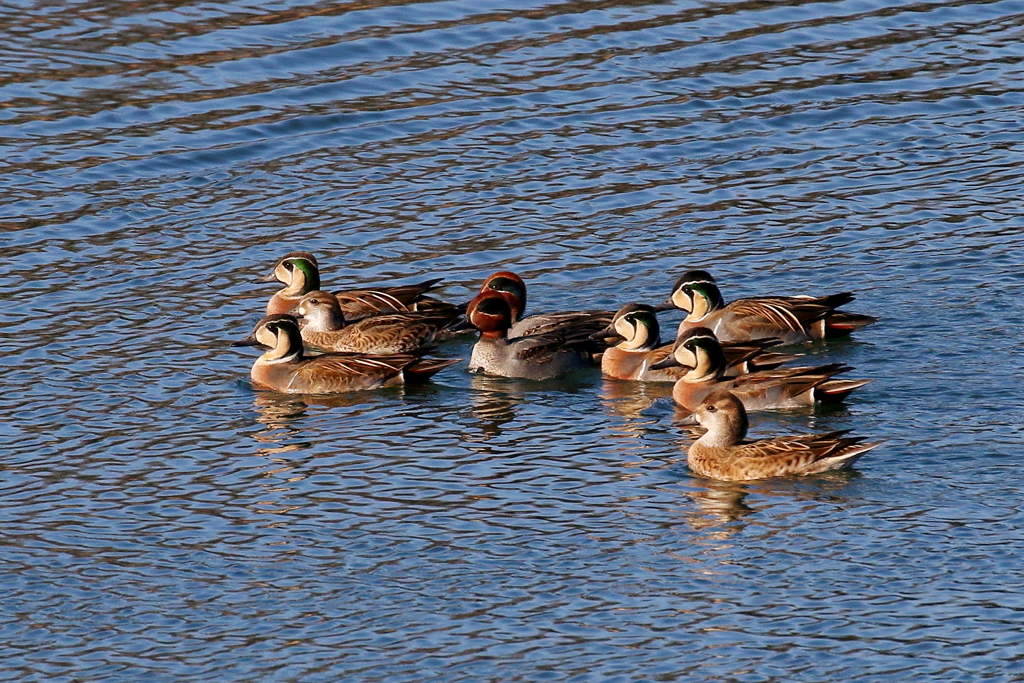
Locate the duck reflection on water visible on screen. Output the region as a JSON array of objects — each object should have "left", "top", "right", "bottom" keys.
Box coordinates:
[
  {"left": 677, "top": 470, "right": 862, "bottom": 541},
  {"left": 466, "top": 374, "right": 521, "bottom": 440},
  {"left": 465, "top": 371, "right": 603, "bottom": 440},
  {"left": 597, "top": 379, "right": 675, "bottom": 456},
  {"left": 247, "top": 389, "right": 391, "bottom": 465}
]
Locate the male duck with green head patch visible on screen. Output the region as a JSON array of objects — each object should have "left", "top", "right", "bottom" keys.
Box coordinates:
[
  {"left": 261, "top": 251, "right": 450, "bottom": 320},
  {"left": 660, "top": 269, "right": 877, "bottom": 343}
]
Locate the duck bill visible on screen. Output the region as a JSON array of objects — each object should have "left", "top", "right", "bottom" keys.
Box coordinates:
[
  {"left": 677, "top": 412, "right": 699, "bottom": 426},
  {"left": 652, "top": 300, "right": 676, "bottom": 312},
  {"left": 589, "top": 323, "right": 622, "bottom": 342},
  {"left": 648, "top": 355, "right": 681, "bottom": 370},
  {"left": 231, "top": 332, "right": 266, "bottom": 348},
  {"left": 257, "top": 272, "right": 279, "bottom": 283}
]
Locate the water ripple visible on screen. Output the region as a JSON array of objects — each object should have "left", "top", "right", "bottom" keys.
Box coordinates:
[{"left": 4, "top": 0, "right": 1024, "bottom": 680}]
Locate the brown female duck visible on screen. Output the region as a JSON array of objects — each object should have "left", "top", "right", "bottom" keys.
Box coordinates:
[
  {"left": 686, "top": 390, "right": 881, "bottom": 481},
  {"left": 295, "top": 291, "right": 465, "bottom": 355}
]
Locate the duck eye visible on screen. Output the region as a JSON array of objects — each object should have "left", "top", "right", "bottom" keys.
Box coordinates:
[
  {"left": 283, "top": 262, "right": 294, "bottom": 271},
  {"left": 706, "top": 405, "right": 716, "bottom": 413}
]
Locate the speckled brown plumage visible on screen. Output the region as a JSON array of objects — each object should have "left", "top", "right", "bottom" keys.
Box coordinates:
[
  {"left": 686, "top": 390, "right": 881, "bottom": 481},
  {"left": 296, "top": 291, "right": 463, "bottom": 355}
]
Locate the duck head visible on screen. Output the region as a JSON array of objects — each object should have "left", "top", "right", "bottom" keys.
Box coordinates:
[
  {"left": 480, "top": 271, "right": 527, "bottom": 320},
  {"left": 233, "top": 314, "right": 305, "bottom": 363},
  {"left": 260, "top": 252, "right": 321, "bottom": 296},
  {"left": 296, "top": 291, "right": 346, "bottom": 332},
  {"left": 693, "top": 389, "right": 748, "bottom": 446},
  {"left": 660, "top": 270, "right": 725, "bottom": 321},
  {"left": 648, "top": 327, "right": 727, "bottom": 380},
  {"left": 593, "top": 303, "right": 661, "bottom": 351},
  {"left": 467, "top": 291, "right": 514, "bottom": 339}
]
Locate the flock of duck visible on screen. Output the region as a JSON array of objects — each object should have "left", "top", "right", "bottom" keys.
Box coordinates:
[{"left": 235, "top": 251, "right": 883, "bottom": 482}]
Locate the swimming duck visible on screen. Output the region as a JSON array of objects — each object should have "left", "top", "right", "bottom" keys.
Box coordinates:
[
  {"left": 649, "top": 327, "right": 871, "bottom": 411},
  {"left": 686, "top": 390, "right": 881, "bottom": 480},
  {"left": 660, "top": 270, "right": 877, "bottom": 343},
  {"left": 479, "top": 270, "right": 615, "bottom": 341},
  {"left": 261, "top": 251, "right": 448, "bottom": 319},
  {"left": 295, "top": 291, "right": 465, "bottom": 355},
  {"left": 466, "top": 291, "right": 606, "bottom": 380},
  {"left": 232, "top": 314, "right": 459, "bottom": 393},
  {"left": 595, "top": 303, "right": 802, "bottom": 382}
]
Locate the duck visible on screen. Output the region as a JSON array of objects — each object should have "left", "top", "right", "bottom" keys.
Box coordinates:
[
  {"left": 649, "top": 327, "right": 871, "bottom": 412},
  {"left": 294, "top": 290, "right": 465, "bottom": 355},
  {"left": 685, "top": 390, "right": 881, "bottom": 480},
  {"left": 232, "top": 314, "right": 459, "bottom": 393},
  {"left": 594, "top": 303, "right": 802, "bottom": 382},
  {"left": 261, "top": 251, "right": 449, "bottom": 319},
  {"left": 479, "top": 270, "right": 615, "bottom": 341},
  {"left": 659, "top": 270, "right": 877, "bottom": 343},
  {"left": 466, "top": 291, "right": 606, "bottom": 380}
]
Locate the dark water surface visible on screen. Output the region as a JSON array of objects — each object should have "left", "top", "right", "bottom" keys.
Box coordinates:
[{"left": 3, "top": 0, "right": 1024, "bottom": 680}]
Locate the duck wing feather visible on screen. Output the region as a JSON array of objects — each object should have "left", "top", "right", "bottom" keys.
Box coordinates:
[
  {"left": 291, "top": 353, "right": 417, "bottom": 391},
  {"left": 728, "top": 431, "right": 880, "bottom": 477},
  {"left": 333, "top": 279, "right": 445, "bottom": 320}
]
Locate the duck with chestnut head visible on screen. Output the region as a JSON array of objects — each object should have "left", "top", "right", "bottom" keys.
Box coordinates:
[
  {"left": 466, "top": 291, "right": 607, "bottom": 380},
  {"left": 479, "top": 270, "right": 615, "bottom": 342}
]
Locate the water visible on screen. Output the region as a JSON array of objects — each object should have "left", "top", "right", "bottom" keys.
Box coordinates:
[{"left": 3, "top": 0, "right": 1024, "bottom": 679}]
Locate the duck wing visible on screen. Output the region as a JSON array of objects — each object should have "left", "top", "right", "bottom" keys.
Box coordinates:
[
  {"left": 291, "top": 353, "right": 417, "bottom": 392},
  {"left": 727, "top": 363, "right": 858, "bottom": 409},
  {"left": 730, "top": 431, "right": 881, "bottom": 476},
  {"left": 333, "top": 278, "right": 445, "bottom": 320},
  {"left": 513, "top": 310, "right": 614, "bottom": 345},
  {"left": 345, "top": 310, "right": 464, "bottom": 353},
  {"left": 719, "top": 336, "right": 793, "bottom": 371},
  {"left": 509, "top": 319, "right": 609, "bottom": 366},
  {"left": 725, "top": 296, "right": 840, "bottom": 336}
]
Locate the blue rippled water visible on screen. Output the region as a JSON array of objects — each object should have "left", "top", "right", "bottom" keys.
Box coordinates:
[{"left": 3, "top": 0, "right": 1024, "bottom": 680}]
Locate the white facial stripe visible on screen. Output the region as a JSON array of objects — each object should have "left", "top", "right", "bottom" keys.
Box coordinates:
[{"left": 684, "top": 335, "right": 717, "bottom": 347}]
